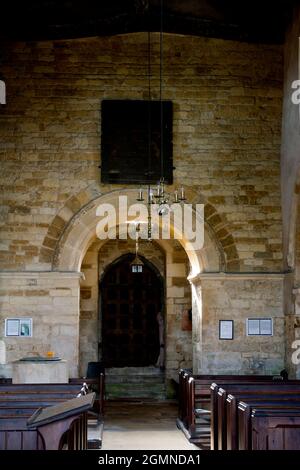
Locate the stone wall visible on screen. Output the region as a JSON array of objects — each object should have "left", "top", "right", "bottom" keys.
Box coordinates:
[
  {"left": 165, "top": 241, "right": 192, "bottom": 382},
  {"left": 193, "top": 274, "right": 285, "bottom": 375},
  {"left": 0, "top": 33, "right": 283, "bottom": 272},
  {"left": 79, "top": 242, "right": 99, "bottom": 376},
  {"left": 98, "top": 239, "right": 165, "bottom": 279},
  {"left": 281, "top": 6, "right": 300, "bottom": 269},
  {"left": 0, "top": 31, "right": 286, "bottom": 378},
  {"left": 0, "top": 272, "right": 80, "bottom": 376}
]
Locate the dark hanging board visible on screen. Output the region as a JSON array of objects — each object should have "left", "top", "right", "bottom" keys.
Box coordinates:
[{"left": 101, "top": 99, "right": 173, "bottom": 184}]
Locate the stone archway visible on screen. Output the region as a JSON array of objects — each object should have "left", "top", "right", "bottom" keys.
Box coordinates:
[
  {"left": 39, "top": 186, "right": 238, "bottom": 273},
  {"left": 79, "top": 234, "right": 194, "bottom": 386},
  {"left": 42, "top": 187, "right": 238, "bottom": 377}
]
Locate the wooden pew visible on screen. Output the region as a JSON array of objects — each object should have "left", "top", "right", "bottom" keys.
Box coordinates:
[
  {"left": 251, "top": 409, "right": 300, "bottom": 450},
  {"left": 211, "top": 381, "right": 300, "bottom": 450},
  {"left": 177, "top": 370, "right": 278, "bottom": 448},
  {"left": 178, "top": 369, "right": 277, "bottom": 430},
  {"left": 0, "top": 383, "right": 88, "bottom": 395},
  {"left": 238, "top": 403, "right": 300, "bottom": 450},
  {"left": 0, "top": 383, "right": 87, "bottom": 413},
  {"left": 226, "top": 394, "right": 300, "bottom": 450},
  {"left": 0, "top": 381, "right": 101, "bottom": 449},
  {"left": 0, "top": 393, "right": 95, "bottom": 450}
]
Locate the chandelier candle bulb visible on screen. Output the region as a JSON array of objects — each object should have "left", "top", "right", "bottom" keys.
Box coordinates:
[
  {"left": 180, "top": 187, "right": 185, "bottom": 201},
  {"left": 174, "top": 190, "right": 179, "bottom": 203},
  {"left": 138, "top": 189, "right": 143, "bottom": 201},
  {"left": 149, "top": 190, "right": 154, "bottom": 204}
]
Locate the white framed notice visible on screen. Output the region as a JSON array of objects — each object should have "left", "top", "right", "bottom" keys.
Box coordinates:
[
  {"left": 247, "top": 318, "right": 273, "bottom": 336},
  {"left": 5, "top": 319, "right": 20, "bottom": 336},
  {"left": 5, "top": 318, "right": 32, "bottom": 337},
  {"left": 219, "top": 320, "right": 234, "bottom": 340}
]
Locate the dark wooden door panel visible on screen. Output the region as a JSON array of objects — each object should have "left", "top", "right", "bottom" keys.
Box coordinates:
[{"left": 101, "top": 255, "right": 162, "bottom": 368}]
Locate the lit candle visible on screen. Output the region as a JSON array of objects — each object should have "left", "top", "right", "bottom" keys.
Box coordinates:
[
  {"left": 174, "top": 190, "right": 179, "bottom": 203},
  {"left": 149, "top": 190, "right": 154, "bottom": 203},
  {"left": 138, "top": 188, "right": 143, "bottom": 200},
  {"left": 180, "top": 186, "right": 185, "bottom": 200},
  {"left": 157, "top": 184, "right": 161, "bottom": 196}
]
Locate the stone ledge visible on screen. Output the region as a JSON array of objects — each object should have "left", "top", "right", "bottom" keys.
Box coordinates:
[
  {"left": 0, "top": 271, "right": 83, "bottom": 279},
  {"left": 189, "top": 271, "right": 285, "bottom": 283}
]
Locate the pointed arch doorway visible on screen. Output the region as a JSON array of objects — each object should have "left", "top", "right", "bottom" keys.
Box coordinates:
[{"left": 100, "top": 254, "right": 164, "bottom": 368}]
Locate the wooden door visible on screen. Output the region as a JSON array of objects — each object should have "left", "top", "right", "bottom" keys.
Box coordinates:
[{"left": 101, "top": 255, "right": 163, "bottom": 368}]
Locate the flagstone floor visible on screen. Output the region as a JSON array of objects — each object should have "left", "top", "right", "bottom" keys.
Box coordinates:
[{"left": 91, "top": 400, "right": 199, "bottom": 450}]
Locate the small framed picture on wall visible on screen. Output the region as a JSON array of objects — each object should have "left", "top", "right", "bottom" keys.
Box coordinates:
[
  {"left": 219, "top": 320, "right": 234, "bottom": 340},
  {"left": 5, "top": 318, "right": 32, "bottom": 337}
]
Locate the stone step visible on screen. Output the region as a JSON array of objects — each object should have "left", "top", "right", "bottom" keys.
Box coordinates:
[
  {"left": 105, "top": 382, "right": 166, "bottom": 400},
  {"left": 104, "top": 366, "right": 166, "bottom": 399},
  {"left": 106, "top": 366, "right": 163, "bottom": 376},
  {"left": 106, "top": 374, "right": 165, "bottom": 384}
]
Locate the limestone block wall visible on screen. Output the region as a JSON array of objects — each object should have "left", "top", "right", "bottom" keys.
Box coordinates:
[
  {"left": 0, "top": 33, "right": 283, "bottom": 273},
  {"left": 0, "top": 31, "right": 286, "bottom": 377},
  {"left": 281, "top": 6, "right": 300, "bottom": 268},
  {"left": 79, "top": 243, "right": 99, "bottom": 376},
  {"left": 0, "top": 272, "right": 80, "bottom": 377},
  {"left": 193, "top": 274, "right": 285, "bottom": 375},
  {"left": 79, "top": 237, "right": 192, "bottom": 378},
  {"left": 98, "top": 239, "right": 165, "bottom": 279},
  {"left": 165, "top": 243, "right": 192, "bottom": 381}
]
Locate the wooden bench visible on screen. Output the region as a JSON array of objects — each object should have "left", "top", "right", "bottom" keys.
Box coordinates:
[
  {"left": 178, "top": 369, "right": 276, "bottom": 428},
  {"left": 0, "top": 383, "right": 93, "bottom": 449},
  {"left": 238, "top": 403, "right": 300, "bottom": 450},
  {"left": 216, "top": 384, "right": 300, "bottom": 450},
  {"left": 227, "top": 394, "right": 300, "bottom": 450},
  {"left": 210, "top": 382, "right": 300, "bottom": 450},
  {"left": 227, "top": 391, "right": 300, "bottom": 450},
  {"left": 0, "top": 382, "right": 87, "bottom": 404},
  {"left": 177, "top": 369, "right": 279, "bottom": 448},
  {"left": 0, "top": 393, "right": 95, "bottom": 450},
  {"left": 0, "top": 381, "right": 102, "bottom": 449}
]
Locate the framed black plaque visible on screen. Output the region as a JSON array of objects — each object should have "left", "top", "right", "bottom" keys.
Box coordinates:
[{"left": 101, "top": 99, "right": 173, "bottom": 184}]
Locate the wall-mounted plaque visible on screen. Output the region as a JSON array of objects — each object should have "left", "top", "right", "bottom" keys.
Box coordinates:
[
  {"left": 219, "top": 320, "right": 234, "bottom": 340},
  {"left": 5, "top": 318, "right": 32, "bottom": 337},
  {"left": 247, "top": 318, "right": 273, "bottom": 336}
]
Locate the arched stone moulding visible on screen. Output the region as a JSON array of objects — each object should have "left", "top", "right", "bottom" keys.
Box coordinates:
[{"left": 41, "top": 186, "right": 238, "bottom": 275}]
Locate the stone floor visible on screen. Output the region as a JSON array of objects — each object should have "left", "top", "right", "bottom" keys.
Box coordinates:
[{"left": 89, "top": 400, "right": 199, "bottom": 450}]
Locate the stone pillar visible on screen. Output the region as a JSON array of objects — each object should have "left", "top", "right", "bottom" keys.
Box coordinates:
[
  {"left": 0, "top": 339, "right": 6, "bottom": 364},
  {"left": 165, "top": 252, "right": 192, "bottom": 382},
  {"left": 189, "top": 276, "right": 203, "bottom": 374}
]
